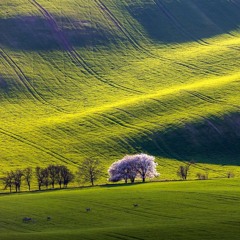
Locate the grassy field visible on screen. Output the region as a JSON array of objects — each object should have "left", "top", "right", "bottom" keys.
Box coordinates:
[
  {"left": 1, "top": 179, "right": 240, "bottom": 240},
  {"left": 0, "top": 0, "right": 240, "bottom": 178}
]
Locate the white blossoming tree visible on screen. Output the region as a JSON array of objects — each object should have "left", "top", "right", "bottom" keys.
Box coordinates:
[{"left": 108, "top": 153, "right": 159, "bottom": 183}]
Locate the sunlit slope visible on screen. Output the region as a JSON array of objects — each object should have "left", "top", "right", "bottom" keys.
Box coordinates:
[
  {"left": 1, "top": 180, "right": 240, "bottom": 240},
  {"left": 0, "top": 0, "right": 240, "bottom": 174}
]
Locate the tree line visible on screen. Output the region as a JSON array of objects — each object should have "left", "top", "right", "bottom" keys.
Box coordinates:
[
  {"left": 2, "top": 165, "right": 74, "bottom": 193},
  {"left": 2, "top": 153, "right": 228, "bottom": 193},
  {"left": 1, "top": 154, "right": 160, "bottom": 193}
]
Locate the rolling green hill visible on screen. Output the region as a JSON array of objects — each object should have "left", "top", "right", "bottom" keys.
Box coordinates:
[
  {"left": 1, "top": 180, "right": 240, "bottom": 240},
  {"left": 1, "top": 0, "right": 240, "bottom": 178}
]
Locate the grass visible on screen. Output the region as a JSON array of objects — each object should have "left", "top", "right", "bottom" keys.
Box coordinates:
[
  {"left": 0, "top": 0, "right": 240, "bottom": 178},
  {"left": 1, "top": 179, "right": 240, "bottom": 240}
]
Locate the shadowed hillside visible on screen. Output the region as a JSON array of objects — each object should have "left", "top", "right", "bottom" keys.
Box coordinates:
[
  {"left": 132, "top": 112, "right": 240, "bottom": 165},
  {"left": 0, "top": 0, "right": 240, "bottom": 177},
  {"left": 128, "top": 0, "right": 240, "bottom": 43}
]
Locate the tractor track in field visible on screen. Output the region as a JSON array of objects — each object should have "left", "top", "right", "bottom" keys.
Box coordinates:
[
  {"left": 0, "top": 127, "right": 78, "bottom": 167},
  {"left": 0, "top": 47, "right": 65, "bottom": 112},
  {"left": 96, "top": 112, "right": 142, "bottom": 132},
  {"left": 0, "top": 48, "right": 44, "bottom": 102},
  {"left": 95, "top": 0, "right": 152, "bottom": 55},
  {"left": 153, "top": 0, "right": 208, "bottom": 45},
  {"left": 115, "top": 107, "right": 164, "bottom": 128},
  {"left": 111, "top": 108, "right": 188, "bottom": 161},
  {"left": 30, "top": 0, "right": 142, "bottom": 94},
  {"left": 94, "top": 0, "right": 155, "bottom": 58},
  {"left": 32, "top": 0, "right": 222, "bottom": 87},
  {"left": 94, "top": 0, "right": 212, "bottom": 74},
  {"left": 184, "top": 90, "right": 240, "bottom": 110},
  {"left": 106, "top": 233, "right": 144, "bottom": 240}
]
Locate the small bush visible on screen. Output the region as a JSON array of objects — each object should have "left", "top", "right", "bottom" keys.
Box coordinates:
[
  {"left": 196, "top": 172, "right": 208, "bottom": 180},
  {"left": 227, "top": 172, "right": 234, "bottom": 178}
]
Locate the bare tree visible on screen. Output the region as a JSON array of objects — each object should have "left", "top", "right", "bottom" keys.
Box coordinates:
[
  {"left": 2, "top": 171, "right": 14, "bottom": 193},
  {"left": 23, "top": 167, "right": 33, "bottom": 191},
  {"left": 56, "top": 165, "right": 63, "bottom": 189},
  {"left": 12, "top": 169, "right": 23, "bottom": 192},
  {"left": 58, "top": 165, "right": 74, "bottom": 188},
  {"left": 42, "top": 168, "right": 50, "bottom": 189},
  {"left": 36, "top": 167, "right": 45, "bottom": 190},
  {"left": 177, "top": 162, "right": 194, "bottom": 180},
  {"left": 77, "top": 159, "right": 104, "bottom": 186},
  {"left": 47, "top": 165, "right": 59, "bottom": 188}
]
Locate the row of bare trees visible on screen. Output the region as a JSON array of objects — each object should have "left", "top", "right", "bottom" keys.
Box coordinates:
[
  {"left": 1, "top": 159, "right": 105, "bottom": 193},
  {"left": 35, "top": 165, "right": 74, "bottom": 190},
  {"left": 2, "top": 168, "right": 33, "bottom": 193},
  {"left": 1, "top": 165, "right": 74, "bottom": 193}
]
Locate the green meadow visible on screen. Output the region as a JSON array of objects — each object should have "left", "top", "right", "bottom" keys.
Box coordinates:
[{"left": 1, "top": 180, "right": 240, "bottom": 240}]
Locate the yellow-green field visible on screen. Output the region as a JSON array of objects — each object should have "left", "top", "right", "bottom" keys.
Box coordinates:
[{"left": 0, "top": 0, "right": 240, "bottom": 180}]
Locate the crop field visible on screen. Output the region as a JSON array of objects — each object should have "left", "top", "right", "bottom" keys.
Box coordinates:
[
  {"left": 1, "top": 180, "right": 240, "bottom": 240},
  {"left": 1, "top": 0, "right": 240, "bottom": 178}
]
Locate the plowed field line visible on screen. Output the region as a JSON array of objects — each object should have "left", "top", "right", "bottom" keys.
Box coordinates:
[
  {"left": 95, "top": 0, "right": 217, "bottom": 76},
  {"left": 94, "top": 0, "right": 159, "bottom": 58},
  {"left": 0, "top": 127, "right": 78, "bottom": 167},
  {"left": 0, "top": 48, "right": 43, "bottom": 102},
  {"left": 0, "top": 47, "right": 65, "bottom": 112},
  {"left": 30, "top": 0, "right": 142, "bottom": 94},
  {"left": 184, "top": 90, "right": 240, "bottom": 110},
  {"left": 153, "top": 0, "right": 207, "bottom": 45}
]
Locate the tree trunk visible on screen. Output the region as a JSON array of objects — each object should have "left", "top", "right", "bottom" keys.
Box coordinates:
[{"left": 142, "top": 177, "right": 145, "bottom": 183}]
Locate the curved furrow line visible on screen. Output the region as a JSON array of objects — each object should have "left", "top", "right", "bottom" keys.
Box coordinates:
[
  {"left": 107, "top": 233, "right": 144, "bottom": 240},
  {"left": 0, "top": 48, "right": 42, "bottom": 102},
  {"left": 105, "top": 2, "right": 225, "bottom": 76},
  {"left": 115, "top": 107, "right": 163, "bottom": 128},
  {"left": 96, "top": 100, "right": 236, "bottom": 173},
  {"left": 92, "top": 111, "right": 170, "bottom": 157},
  {"left": 30, "top": 0, "right": 142, "bottom": 94},
  {"left": 153, "top": 0, "right": 208, "bottom": 45},
  {"left": 94, "top": 0, "right": 213, "bottom": 74},
  {"left": 0, "top": 127, "right": 78, "bottom": 167},
  {"left": 95, "top": 111, "right": 179, "bottom": 159},
  {"left": 94, "top": 0, "right": 157, "bottom": 58},
  {"left": 185, "top": 91, "right": 220, "bottom": 104},
  {"left": 96, "top": 0, "right": 225, "bottom": 78},
  {"left": 94, "top": 112, "right": 143, "bottom": 133},
  {"left": 0, "top": 47, "right": 65, "bottom": 112},
  {"left": 183, "top": 90, "right": 240, "bottom": 110}
]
